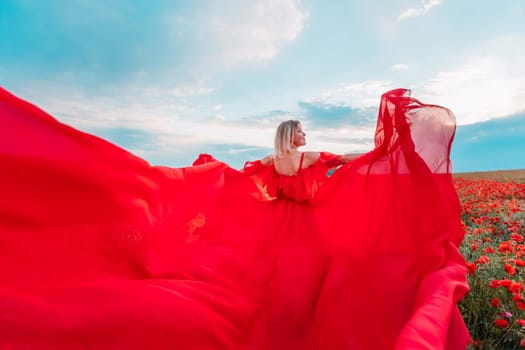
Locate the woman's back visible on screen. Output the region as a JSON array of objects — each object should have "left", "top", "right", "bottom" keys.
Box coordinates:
[{"left": 263, "top": 151, "right": 320, "bottom": 176}]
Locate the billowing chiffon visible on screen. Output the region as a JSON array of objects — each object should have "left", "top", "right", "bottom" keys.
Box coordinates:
[{"left": 0, "top": 87, "right": 469, "bottom": 349}]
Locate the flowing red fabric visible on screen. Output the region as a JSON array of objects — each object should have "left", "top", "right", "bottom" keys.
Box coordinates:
[{"left": 0, "top": 87, "right": 469, "bottom": 349}]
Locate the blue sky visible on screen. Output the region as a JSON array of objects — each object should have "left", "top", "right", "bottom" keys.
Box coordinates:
[{"left": 1, "top": 0, "right": 524, "bottom": 172}]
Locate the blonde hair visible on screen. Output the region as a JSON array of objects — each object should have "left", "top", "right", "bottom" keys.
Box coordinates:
[{"left": 274, "top": 120, "right": 300, "bottom": 157}]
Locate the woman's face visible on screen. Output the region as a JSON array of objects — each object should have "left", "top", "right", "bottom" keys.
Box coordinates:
[{"left": 292, "top": 123, "right": 306, "bottom": 148}]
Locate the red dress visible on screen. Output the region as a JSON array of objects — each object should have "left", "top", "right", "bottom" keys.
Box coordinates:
[{"left": 0, "top": 87, "right": 470, "bottom": 349}]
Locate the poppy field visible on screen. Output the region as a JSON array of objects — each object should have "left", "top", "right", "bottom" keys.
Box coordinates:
[{"left": 455, "top": 174, "right": 525, "bottom": 349}]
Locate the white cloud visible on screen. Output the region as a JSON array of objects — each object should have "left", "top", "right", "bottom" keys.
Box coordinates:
[
  {"left": 391, "top": 63, "right": 409, "bottom": 70},
  {"left": 419, "top": 54, "right": 525, "bottom": 125},
  {"left": 308, "top": 126, "right": 375, "bottom": 155},
  {"left": 305, "top": 81, "right": 394, "bottom": 109},
  {"left": 206, "top": 0, "right": 309, "bottom": 64},
  {"left": 398, "top": 0, "right": 442, "bottom": 21},
  {"left": 9, "top": 80, "right": 276, "bottom": 160},
  {"left": 9, "top": 76, "right": 378, "bottom": 165},
  {"left": 10, "top": 75, "right": 378, "bottom": 164},
  {"left": 285, "top": 81, "right": 392, "bottom": 154}
]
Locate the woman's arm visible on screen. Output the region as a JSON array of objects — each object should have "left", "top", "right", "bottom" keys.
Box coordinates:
[
  {"left": 323, "top": 152, "right": 363, "bottom": 168},
  {"left": 339, "top": 152, "right": 364, "bottom": 163}
]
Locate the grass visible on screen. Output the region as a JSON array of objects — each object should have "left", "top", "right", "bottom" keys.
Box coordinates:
[{"left": 453, "top": 168, "right": 525, "bottom": 349}]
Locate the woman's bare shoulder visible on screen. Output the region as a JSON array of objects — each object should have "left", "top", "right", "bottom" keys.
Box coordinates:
[
  {"left": 303, "top": 151, "right": 320, "bottom": 160},
  {"left": 302, "top": 151, "right": 321, "bottom": 167},
  {"left": 260, "top": 154, "right": 273, "bottom": 166}
]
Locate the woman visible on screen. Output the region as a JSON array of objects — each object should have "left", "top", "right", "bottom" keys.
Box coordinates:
[
  {"left": 261, "top": 119, "right": 361, "bottom": 175},
  {"left": 0, "top": 87, "right": 470, "bottom": 349},
  {"left": 232, "top": 120, "right": 362, "bottom": 204}
]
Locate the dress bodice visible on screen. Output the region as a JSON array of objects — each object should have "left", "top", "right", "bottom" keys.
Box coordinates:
[{"left": 243, "top": 152, "right": 341, "bottom": 202}]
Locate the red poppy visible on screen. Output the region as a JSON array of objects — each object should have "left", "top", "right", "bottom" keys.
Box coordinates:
[
  {"left": 510, "top": 282, "right": 524, "bottom": 293},
  {"left": 513, "top": 294, "right": 524, "bottom": 303},
  {"left": 504, "top": 264, "right": 516, "bottom": 276},
  {"left": 483, "top": 246, "right": 495, "bottom": 254},
  {"left": 488, "top": 279, "right": 499, "bottom": 288},
  {"left": 495, "top": 318, "right": 509, "bottom": 328},
  {"left": 499, "top": 279, "right": 513, "bottom": 287},
  {"left": 499, "top": 242, "right": 512, "bottom": 253},
  {"left": 490, "top": 297, "right": 501, "bottom": 308},
  {"left": 475, "top": 255, "right": 490, "bottom": 264}
]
